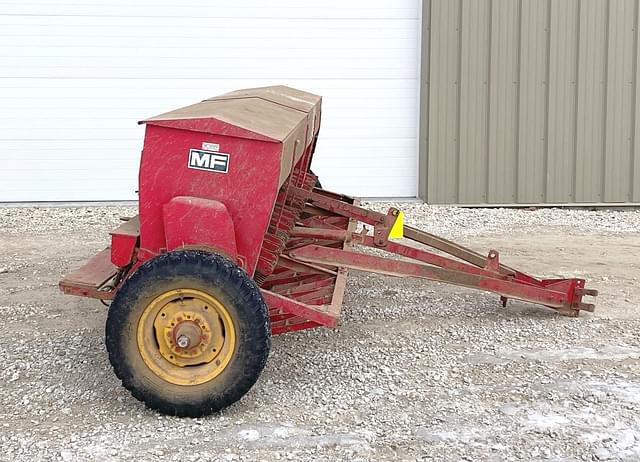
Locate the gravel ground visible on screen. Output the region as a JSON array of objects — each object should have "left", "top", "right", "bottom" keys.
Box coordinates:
[{"left": 0, "top": 204, "right": 639, "bottom": 461}]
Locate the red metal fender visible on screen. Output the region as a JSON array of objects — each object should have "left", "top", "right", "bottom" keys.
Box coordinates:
[
  {"left": 110, "top": 215, "right": 140, "bottom": 267},
  {"left": 163, "top": 196, "right": 239, "bottom": 263}
]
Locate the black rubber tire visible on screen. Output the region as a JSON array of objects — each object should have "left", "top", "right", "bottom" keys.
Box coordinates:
[{"left": 105, "top": 250, "right": 271, "bottom": 417}]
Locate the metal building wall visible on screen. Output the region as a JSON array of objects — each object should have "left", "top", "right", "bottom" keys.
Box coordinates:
[{"left": 421, "top": 0, "right": 640, "bottom": 205}]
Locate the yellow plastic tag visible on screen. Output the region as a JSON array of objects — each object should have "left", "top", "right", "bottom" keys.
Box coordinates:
[{"left": 389, "top": 211, "right": 404, "bottom": 239}]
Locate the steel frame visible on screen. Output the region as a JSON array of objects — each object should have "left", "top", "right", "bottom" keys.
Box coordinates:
[
  {"left": 282, "top": 187, "right": 598, "bottom": 317},
  {"left": 60, "top": 184, "right": 598, "bottom": 336},
  {"left": 258, "top": 187, "right": 358, "bottom": 334}
]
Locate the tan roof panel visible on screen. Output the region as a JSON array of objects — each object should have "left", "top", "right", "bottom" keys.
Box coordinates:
[
  {"left": 210, "top": 85, "right": 321, "bottom": 113},
  {"left": 141, "top": 86, "right": 321, "bottom": 143}
]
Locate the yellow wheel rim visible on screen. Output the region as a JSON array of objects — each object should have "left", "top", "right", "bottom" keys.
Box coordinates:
[{"left": 136, "top": 288, "right": 236, "bottom": 386}]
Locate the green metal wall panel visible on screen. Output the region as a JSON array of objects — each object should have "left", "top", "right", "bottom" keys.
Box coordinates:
[
  {"left": 517, "top": 0, "right": 549, "bottom": 203},
  {"left": 458, "top": 0, "right": 490, "bottom": 203},
  {"left": 604, "top": 0, "right": 636, "bottom": 202},
  {"left": 423, "top": 0, "right": 640, "bottom": 204},
  {"left": 546, "top": 0, "right": 579, "bottom": 202},
  {"left": 635, "top": 0, "right": 640, "bottom": 202},
  {"left": 575, "top": 0, "right": 608, "bottom": 202},
  {"left": 488, "top": 0, "right": 520, "bottom": 203},
  {"left": 427, "top": 0, "right": 461, "bottom": 204}
]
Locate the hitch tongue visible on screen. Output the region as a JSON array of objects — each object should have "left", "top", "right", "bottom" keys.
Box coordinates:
[{"left": 575, "top": 288, "right": 599, "bottom": 297}]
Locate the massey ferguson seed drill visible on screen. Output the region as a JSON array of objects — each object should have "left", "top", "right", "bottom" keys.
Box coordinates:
[{"left": 60, "top": 86, "right": 598, "bottom": 417}]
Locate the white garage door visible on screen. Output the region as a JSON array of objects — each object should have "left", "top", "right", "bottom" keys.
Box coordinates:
[{"left": 0, "top": 1, "right": 420, "bottom": 202}]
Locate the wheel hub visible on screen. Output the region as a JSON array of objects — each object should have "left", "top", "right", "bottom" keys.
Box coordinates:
[
  {"left": 137, "top": 288, "right": 236, "bottom": 385},
  {"left": 173, "top": 319, "right": 203, "bottom": 350},
  {"left": 154, "top": 303, "right": 225, "bottom": 367}
]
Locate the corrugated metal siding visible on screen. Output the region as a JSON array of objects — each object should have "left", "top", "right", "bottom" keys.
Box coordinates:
[{"left": 424, "top": 0, "right": 640, "bottom": 204}]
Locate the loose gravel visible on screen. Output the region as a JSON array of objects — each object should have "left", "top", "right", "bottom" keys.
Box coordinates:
[
  {"left": 1, "top": 203, "right": 639, "bottom": 237},
  {"left": 0, "top": 204, "right": 639, "bottom": 461}
]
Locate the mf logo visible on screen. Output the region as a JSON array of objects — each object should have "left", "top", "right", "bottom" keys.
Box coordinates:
[{"left": 188, "top": 149, "right": 229, "bottom": 173}]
